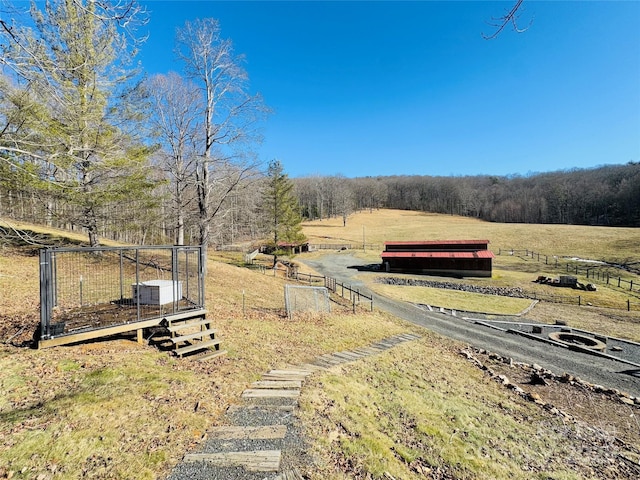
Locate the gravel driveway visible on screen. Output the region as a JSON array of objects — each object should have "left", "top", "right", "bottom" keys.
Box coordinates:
[{"left": 299, "top": 253, "right": 640, "bottom": 398}]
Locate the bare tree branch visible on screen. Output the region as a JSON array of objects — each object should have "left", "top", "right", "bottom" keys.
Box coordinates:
[{"left": 483, "top": 0, "right": 533, "bottom": 40}]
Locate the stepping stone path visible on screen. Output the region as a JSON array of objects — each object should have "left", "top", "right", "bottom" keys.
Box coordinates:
[{"left": 166, "top": 332, "right": 421, "bottom": 480}]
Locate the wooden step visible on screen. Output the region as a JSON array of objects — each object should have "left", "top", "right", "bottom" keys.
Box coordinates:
[
  {"left": 261, "top": 373, "right": 308, "bottom": 382},
  {"left": 275, "top": 467, "right": 305, "bottom": 480},
  {"left": 251, "top": 380, "right": 302, "bottom": 389},
  {"left": 241, "top": 389, "right": 300, "bottom": 399},
  {"left": 170, "top": 328, "right": 217, "bottom": 344},
  {"left": 162, "top": 309, "right": 207, "bottom": 322},
  {"left": 269, "top": 368, "right": 314, "bottom": 376},
  {"left": 207, "top": 425, "right": 287, "bottom": 440},
  {"left": 174, "top": 338, "right": 221, "bottom": 357},
  {"left": 183, "top": 450, "right": 281, "bottom": 472},
  {"left": 167, "top": 318, "right": 211, "bottom": 333},
  {"left": 196, "top": 349, "right": 227, "bottom": 361}
]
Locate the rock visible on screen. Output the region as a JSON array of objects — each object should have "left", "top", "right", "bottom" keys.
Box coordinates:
[
  {"left": 526, "top": 392, "right": 542, "bottom": 402},
  {"left": 620, "top": 397, "right": 635, "bottom": 406},
  {"left": 559, "top": 373, "right": 571, "bottom": 383},
  {"left": 530, "top": 372, "right": 548, "bottom": 385}
]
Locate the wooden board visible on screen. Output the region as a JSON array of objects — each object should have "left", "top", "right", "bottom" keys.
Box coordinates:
[
  {"left": 207, "top": 425, "right": 287, "bottom": 440},
  {"left": 251, "top": 380, "right": 302, "bottom": 389},
  {"left": 38, "top": 309, "right": 207, "bottom": 349},
  {"left": 183, "top": 450, "right": 281, "bottom": 472},
  {"left": 268, "top": 369, "right": 314, "bottom": 376},
  {"left": 261, "top": 373, "right": 309, "bottom": 382},
  {"left": 241, "top": 389, "right": 300, "bottom": 399}
]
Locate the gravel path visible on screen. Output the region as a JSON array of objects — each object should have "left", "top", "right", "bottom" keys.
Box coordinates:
[{"left": 165, "top": 333, "right": 421, "bottom": 480}]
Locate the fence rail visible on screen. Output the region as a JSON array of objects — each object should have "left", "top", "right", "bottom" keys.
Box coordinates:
[
  {"left": 498, "top": 247, "right": 639, "bottom": 310},
  {"left": 324, "top": 277, "right": 374, "bottom": 312},
  {"left": 247, "top": 263, "right": 374, "bottom": 312},
  {"left": 309, "top": 243, "right": 380, "bottom": 251},
  {"left": 292, "top": 270, "right": 374, "bottom": 312}
]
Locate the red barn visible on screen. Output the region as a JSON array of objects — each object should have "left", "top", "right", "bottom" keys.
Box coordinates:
[{"left": 381, "top": 240, "right": 494, "bottom": 278}]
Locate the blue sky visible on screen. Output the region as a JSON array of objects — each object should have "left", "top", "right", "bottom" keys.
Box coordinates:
[{"left": 138, "top": 1, "right": 640, "bottom": 178}]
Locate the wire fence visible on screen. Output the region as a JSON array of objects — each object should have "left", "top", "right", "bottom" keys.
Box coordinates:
[
  {"left": 308, "top": 243, "right": 380, "bottom": 251},
  {"left": 248, "top": 264, "right": 374, "bottom": 313},
  {"left": 39, "top": 245, "right": 205, "bottom": 339},
  {"left": 284, "top": 285, "right": 331, "bottom": 319}
]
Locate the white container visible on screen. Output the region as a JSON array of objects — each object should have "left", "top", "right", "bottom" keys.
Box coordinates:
[{"left": 132, "top": 280, "right": 183, "bottom": 305}]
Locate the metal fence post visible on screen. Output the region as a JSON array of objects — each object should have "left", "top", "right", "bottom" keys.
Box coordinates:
[
  {"left": 135, "top": 249, "right": 141, "bottom": 322},
  {"left": 39, "top": 249, "right": 51, "bottom": 339}
]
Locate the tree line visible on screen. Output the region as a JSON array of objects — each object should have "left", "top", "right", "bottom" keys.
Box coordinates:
[{"left": 293, "top": 163, "right": 640, "bottom": 227}]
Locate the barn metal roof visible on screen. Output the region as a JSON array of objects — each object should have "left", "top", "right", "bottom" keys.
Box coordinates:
[
  {"left": 381, "top": 250, "right": 495, "bottom": 259},
  {"left": 383, "top": 240, "right": 490, "bottom": 246}
]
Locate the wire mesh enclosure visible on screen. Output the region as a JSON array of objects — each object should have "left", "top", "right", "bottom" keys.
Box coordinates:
[
  {"left": 39, "top": 245, "right": 205, "bottom": 341},
  {"left": 284, "top": 285, "right": 331, "bottom": 319}
]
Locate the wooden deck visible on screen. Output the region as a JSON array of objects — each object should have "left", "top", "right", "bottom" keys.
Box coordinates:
[{"left": 38, "top": 308, "right": 207, "bottom": 349}]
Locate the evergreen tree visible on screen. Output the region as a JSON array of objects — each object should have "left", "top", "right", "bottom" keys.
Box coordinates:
[
  {"left": 261, "top": 159, "right": 305, "bottom": 264},
  {"left": 0, "top": 0, "right": 156, "bottom": 246}
]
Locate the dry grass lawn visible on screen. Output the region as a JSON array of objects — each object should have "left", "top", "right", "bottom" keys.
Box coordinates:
[{"left": 1, "top": 210, "right": 639, "bottom": 479}]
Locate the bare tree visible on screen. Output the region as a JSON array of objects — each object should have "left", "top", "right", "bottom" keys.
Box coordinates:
[
  {"left": 331, "top": 176, "right": 355, "bottom": 226},
  {"left": 483, "top": 0, "right": 533, "bottom": 40},
  {"left": 144, "top": 72, "right": 202, "bottom": 245},
  {"left": 175, "top": 18, "right": 268, "bottom": 259}
]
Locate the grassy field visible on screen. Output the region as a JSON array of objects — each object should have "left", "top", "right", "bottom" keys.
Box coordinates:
[
  {"left": 303, "top": 209, "right": 640, "bottom": 263},
  {"left": 1, "top": 211, "right": 639, "bottom": 479}
]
